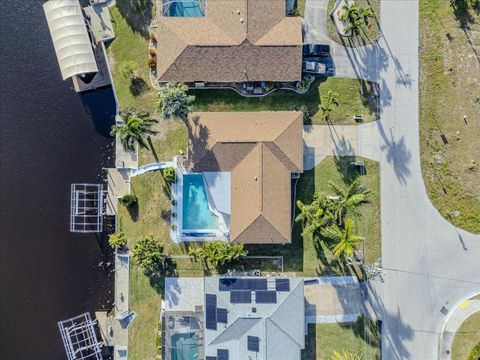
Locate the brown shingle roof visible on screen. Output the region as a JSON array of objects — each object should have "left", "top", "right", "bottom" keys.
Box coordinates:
[
  {"left": 157, "top": 0, "right": 302, "bottom": 83},
  {"left": 187, "top": 112, "right": 303, "bottom": 244}
]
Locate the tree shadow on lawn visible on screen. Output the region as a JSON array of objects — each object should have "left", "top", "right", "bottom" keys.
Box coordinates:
[
  {"left": 130, "top": 77, "right": 148, "bottom": 97},
  {"left": 333, "top": 155, "right": 363, "bottom": 185},
  {"left": 116, "top": 0, "right": 154, "bottom": 37}
]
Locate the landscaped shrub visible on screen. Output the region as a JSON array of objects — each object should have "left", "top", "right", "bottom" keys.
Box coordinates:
[
  {"left": 147, "top": 58, "right": 156, "bottom": 68},
  {"left": 296, "top": 104, "right": 311, "bottom": 123},
  {"left": 133, "top": 234, "right": 166, "bottom": 274},
  {"left": 149, "top": 31, "right": 157, "bottom": 42},
  {"left": 121, "top": 193, "right": 138, "bottom": 208},
  {"left": 149, "top": 47, "right": 157, "bottom": 57},
  {"left": 108, "top": 231, "right": 127, "bottom": 249},
  {"left": 171, "top": 199, "right": 177, "bottom": 206},
  {"left": 162, "top": 167, "right": 176, "bottom": 184}
]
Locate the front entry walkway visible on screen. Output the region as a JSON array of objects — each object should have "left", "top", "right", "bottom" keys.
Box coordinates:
[{"left": 303, "top": 121, "right": 380, "bottom": 170}]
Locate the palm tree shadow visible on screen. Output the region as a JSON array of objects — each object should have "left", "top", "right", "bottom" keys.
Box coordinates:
[{"left": 116, "top": 0, "right": 154, "bottom": 37}]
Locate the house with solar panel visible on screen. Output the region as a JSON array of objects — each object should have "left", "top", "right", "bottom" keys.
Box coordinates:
[
  {"left": 171, "top": 111, "right": 303, "bottom": 243},
  {"left": 162, "top": 277, "right": 305, "bottom": 360}
]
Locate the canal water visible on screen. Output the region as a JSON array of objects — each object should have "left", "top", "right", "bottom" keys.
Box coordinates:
[{"left": 1, "top": 1, "right": 115, "bottom": 359}]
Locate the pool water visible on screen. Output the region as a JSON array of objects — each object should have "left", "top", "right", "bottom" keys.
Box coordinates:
[
  {"left": 182, "top": 174, "right": 219, "bottom": 230},
  {"left": 169, "top": 0, "right": 205, "bottom": 17},
  {"left": 171, "top": 333, "right": 200, "bottom": 360}
]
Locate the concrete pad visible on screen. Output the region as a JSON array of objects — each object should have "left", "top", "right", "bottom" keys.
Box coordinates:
[{"left": 303, "top": 121, "right": 380, "bottom": 170}]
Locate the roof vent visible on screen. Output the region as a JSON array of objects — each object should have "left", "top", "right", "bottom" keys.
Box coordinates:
[
  {"left": 240, "top": 17, "right": 244, "bottom": 23},
  {"left": 237, "top": 9, "right": 241, "bottom": 15}
]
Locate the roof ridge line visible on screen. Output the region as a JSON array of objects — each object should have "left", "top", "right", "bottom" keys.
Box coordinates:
[{"left": 266, "top": 317, "right": 303, "bottom": 349}]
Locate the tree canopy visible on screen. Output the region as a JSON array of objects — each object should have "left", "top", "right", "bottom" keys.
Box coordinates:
[
  {"left": 157, "top": 82, "right": 195, "bottom": 122},
  {"left": 189, "top": 242, "right": 247, "bottom": 267},
  {"left": 110, "top": 111, "right": 158, "bottom": 153},
  {"left": 133, "top": 234, "right": 167, "bottom": 274}
]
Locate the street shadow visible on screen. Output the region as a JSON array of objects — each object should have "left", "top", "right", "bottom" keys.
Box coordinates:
[
  {"left": 116, "top": 0, "right": 153, "bottom": 37},
  {"left": 378, "top": 123, "right": 412, "bottom": 185}
]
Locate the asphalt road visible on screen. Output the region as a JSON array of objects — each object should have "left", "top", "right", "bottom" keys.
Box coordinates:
[{"left": 304, "top": 1, "right": 480, "bottom": 358}]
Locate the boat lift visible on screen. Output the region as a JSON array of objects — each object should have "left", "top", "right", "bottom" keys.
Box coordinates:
[{"left": 70, "top": 183, "right": 104, "bottom": 233}]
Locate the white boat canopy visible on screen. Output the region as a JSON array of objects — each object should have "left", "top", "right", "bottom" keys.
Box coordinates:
[{"left": 43, "top": 0, "right": 98, "bottom": 80}]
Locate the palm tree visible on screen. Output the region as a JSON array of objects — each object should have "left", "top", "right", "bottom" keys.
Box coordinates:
[
  {"left": 295, "top": 195, "right": 334, "bottom": 235},
  {"left": 330, "top": 350, "right": 363, "bottom": 360},
  {"left": 344, "top": 17, "right": 363, "bottom": 37},
  {"left": 189, "top": 242, "right": 247, "bottom": 267},
  {"left": 321, "top": 218, "right": 364, "bottom": 258},
  {"left": 320, "top": 90, "right": 339, "bottom": 122},
  {"left": 359, "top": 6, "right": 374, "bottom": 28},
  {"left": 110, "top": 111, "right": 158, "bottom": 153},
  {"left": 157, "top": 82, "right": 195, "bottom": 122},
  {"left": 328, "top": 178, "right": 370, "bottom": 225}
]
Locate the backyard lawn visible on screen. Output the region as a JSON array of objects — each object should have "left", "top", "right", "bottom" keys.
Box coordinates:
[
  {"left": 327, "top": 0, "right": 381, "bottom": 47},
  {"left": 303, "top": 316, "right": 381, "bottom": 359},
  {"left": 107, "top": 4, "right": 157, "bottom": 112},
  {"left": 452, "top": 311, "right": 480, "bottom": 360},
  {"left": 193, "top": 77, "right": 379, "bottom": 125},
  {"left": 419, "top": 0, "right": 480, "bottom": 233},
  {"left": 118, "top": 170, "right": 205, "bottom": 360}
]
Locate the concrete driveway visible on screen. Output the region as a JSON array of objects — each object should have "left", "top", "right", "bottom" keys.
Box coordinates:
[
  {"left": 303, "top": 0, "right": 382, "bottom": 82},
  {"left": 303, "top": 121, "right": 380, "bottom": 170},
  {"left": 304, "top": 277, "right": 369, "bottom": 323}
]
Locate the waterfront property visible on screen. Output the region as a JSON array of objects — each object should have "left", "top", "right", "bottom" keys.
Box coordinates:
[
  {"left": 156, "top": 0, "right": 303, "bottom": 92},
  {"left": 171, "top": 111, "right": 303, "bottom": 244},
  {"left": 162, "top": 277, "right": 305, "bottom": 360}
]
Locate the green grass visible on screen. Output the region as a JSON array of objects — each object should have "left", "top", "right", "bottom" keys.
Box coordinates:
[
  {"left": 107, "top": 5, "right": 157, "bottom": 112},
  {"left": 246, "top": 156, "right": 380, "bottom": 277},
  {"left": 452, "top": 311, "right": 480, "bottom": 360},
  {"left": 303, "top": 316, "right": 381, "bottom": 359},
  {"left": 192, "top": 78, "right": 379, "bottom": 125},
  {"left": 419, "top": 0, "right": 480, "bottom": 233},
  {"left": 297, "top": 0, "right": 306, "bottom": 16},
  {"left": 327, "top": 0, "right": 381, "bottom": 47},
  {"left": 119, "top": 171, "right": 206, "bottom": 360},
  {"left": 297, "top": 156, "right": 381, "bottom": 276},
  {"left": 139, "top": 121, "right": 187, "bottom": 166}
]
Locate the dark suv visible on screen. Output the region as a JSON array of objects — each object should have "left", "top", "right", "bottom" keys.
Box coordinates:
[{"left": 303, "top": 44, "right": 330, "bottom": 57}]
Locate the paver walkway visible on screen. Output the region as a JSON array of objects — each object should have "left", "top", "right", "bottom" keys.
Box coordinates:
[
  {"left": 439, "top": 299, "right": 480, "bottom": 360},
  {"left": 303, "top": 121, "right": 380, "bottom": 170}
]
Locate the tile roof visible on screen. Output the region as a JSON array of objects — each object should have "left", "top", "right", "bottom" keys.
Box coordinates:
[
  {"left": 187, "top": 112, "right": 303, "bottom": 244},
  {"left": 156, "top": 0, "right": 303, "bottom": 83}
]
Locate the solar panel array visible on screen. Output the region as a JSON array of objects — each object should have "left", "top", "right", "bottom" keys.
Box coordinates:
[
  {"left": 247, "top": 336, "right": 260, "bottom": 352},
  {"left": 206, "top": 294, "right": 217, "bottom": 330},
  {"left": 275, "top": 278, "right": 290, "bottom": 292},
  {"left": 216, "top": 308, "right": 228, "bottom": 323},
  {"left": 217, "top": 349, "right": 229, "bottom": 360},
  {"left": 230, "top": 290, "right": 252, "bottom": 304},
  {"left": 219, "top": 278, "right": 267, "bottom": 291},
  {"left": 255, "top": 290, "right": 277, "bottom": 304}
]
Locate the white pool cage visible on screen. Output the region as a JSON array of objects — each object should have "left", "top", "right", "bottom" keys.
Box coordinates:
[
  {"left": 58, "top": 312, "right": 104, "bottom": 360},
  {"left": 70, "top": 184, "right": 104, "bottom": 233}
]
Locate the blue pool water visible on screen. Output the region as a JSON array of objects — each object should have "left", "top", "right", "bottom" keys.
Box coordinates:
[
  {"left": 182, "top": 174, "right": 218, "bottom": 230},
  {"left": 171, "top": 333, "right": 200, "bottom": 360},
  {"left": 169, "top": 1, "right": 205, "bottom": 17}
]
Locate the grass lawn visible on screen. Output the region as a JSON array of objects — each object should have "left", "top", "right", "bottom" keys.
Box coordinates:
[
  {"left": 419, "top": 0, "right": 480, "bottom": 233},
  {"left": 192, "top": 77, "right": 379, "bottom": 125},
  {"left": 297, "top": 156, "right": 381, "bottom": 276},
  {"left": 107, "top": 4, "right": 157, "bottom": 112},
  {"left": 247, "top": 156, "right": 380, "bottom": 277},
  {"left": 303, "top": 316, "right": 381, "bottom": 359},
  {"left": 327, "top": 0, "right": 381, "bottom": 47},
  {"left": 297, "top": 0, "right": 306, "bottom": 16},
  {"left": 118, "top": 171, "right": 206, "bottom": 360},
  {"left": 452, "top": 311, "right": 480, "bottom": 360},
  {"left": 139, "top": 120, "right": 187, "bottom": 166}
]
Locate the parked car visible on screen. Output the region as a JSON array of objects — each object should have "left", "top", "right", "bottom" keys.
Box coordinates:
[
  {"left": 303, "top": 44, "right": 330, "bottom": 57},
  {"left": 302, "top": 61, "right": 326, "bottom": 75}
]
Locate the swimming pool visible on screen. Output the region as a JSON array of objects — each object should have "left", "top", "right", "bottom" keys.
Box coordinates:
[
  {"left": 182, "top": 174, "right": 219, "bottom": 230},
  {"left": 169, "top": 0, "right": 205, "bottom": 17},
  {"left": 171, "top": 333, "right": 200, "bottom": 360}
]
